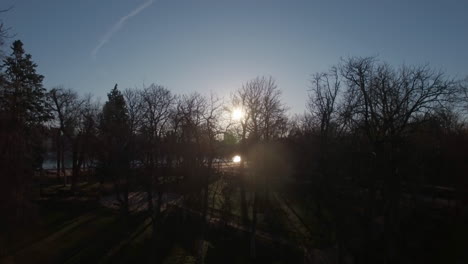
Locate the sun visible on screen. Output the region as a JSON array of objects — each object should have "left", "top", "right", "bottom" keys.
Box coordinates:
[{"left": 232, "top": 108, "right": 243, "bottom": 121}]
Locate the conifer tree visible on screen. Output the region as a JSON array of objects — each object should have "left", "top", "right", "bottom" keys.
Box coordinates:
[
  {"left": 0, "top": 40, "right": 51, "bottom": 226},
  {"left": 99, "top": 84, "right": 131, "bottom": 214}
]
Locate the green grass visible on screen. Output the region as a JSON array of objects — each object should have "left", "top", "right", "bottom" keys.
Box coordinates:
[
  {"left": 10, "top": 212, "right": 108, "bottom": 263},
  {"left": 3, "top": 178, "right": 314, "bottom": 264},
  {"left": 5, "top": 207, "right": 153, "bottom": 264},
  {"left": 2, "top": 179, "right": 151, "bottom": 264}
]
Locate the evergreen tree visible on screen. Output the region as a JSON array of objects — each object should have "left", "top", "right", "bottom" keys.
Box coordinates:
[
  {"left": 101, "top": 84, "right": 129, "bottom": 134},
  {"left": 1, "top": 40, "right": 50, "bottom": 124},
  {"left": 0, "top": 40, "right": 51, "bottom": 227},
  {"left": 99, "top": 84, "right": 131, "bottom": 214}
]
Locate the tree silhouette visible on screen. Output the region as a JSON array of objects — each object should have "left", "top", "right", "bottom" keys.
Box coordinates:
[
  {"left": 232, "top": 76, "right": 287, "bottom": 258},
  {"left": 99, "top": 84, "right": 131, "bottom": 214},
  {"left": 0, "top": 40, "right": 50, "bottom": 227},
  {"left": 1, "top": 40, "right": 50, "bottom": 124}
]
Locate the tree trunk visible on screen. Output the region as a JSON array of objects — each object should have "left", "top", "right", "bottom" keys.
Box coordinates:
[
  {"left": 71, "top": 141, "right": 79, "bottom": 192},
  {"left": 239, "top": 157, "right": 249, "bottom": 225},
  {"left": 56, "top": 132, "right": 61, "bottom": 182},
  {"left": 123, "top": 172, "right": 129, "bottom": 215},
  {"left": 61, "top": 140, "right": 66, "bottom": 185},
  {"left": 250, "top": 189, "right": 258, "bottom": 259}
]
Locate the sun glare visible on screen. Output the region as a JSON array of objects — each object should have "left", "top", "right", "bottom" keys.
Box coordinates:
[
  {"left": 232, "top": 108, "right": 243, "bottom": 121},
  {"left": 232, "top": 155, "right": 241, "bottom": 163}
]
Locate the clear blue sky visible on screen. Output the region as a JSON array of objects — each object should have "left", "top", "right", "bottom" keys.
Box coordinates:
[{"left": 3, "top": 0, "right": 468, "bottom": 114}]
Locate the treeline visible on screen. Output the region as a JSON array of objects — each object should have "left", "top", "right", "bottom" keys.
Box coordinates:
[
  {"left": 288, "top": 58, "right": 468, "bottom": 262},
  {"left": 1, "top": 31, "right": 468, "bottom": 262},
  {"left": 0, "top": 37, "right": 291, "bottom": 259},
  {"left": 46, "top": 76, "right": 290, "bottom": 260}
]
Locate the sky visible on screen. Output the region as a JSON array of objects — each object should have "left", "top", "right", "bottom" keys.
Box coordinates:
[{"left": 2, "top": 0, "right": 468, "bottom": 114}]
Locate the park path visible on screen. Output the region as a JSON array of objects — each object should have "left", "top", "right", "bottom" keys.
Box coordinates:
[{"left": 100, "top": 191, "right": 182, "bottom": 212}]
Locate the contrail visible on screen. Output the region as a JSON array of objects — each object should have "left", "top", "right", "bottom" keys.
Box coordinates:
[{"left": 92, "top": 0, "right": 154, "bottom": 59}]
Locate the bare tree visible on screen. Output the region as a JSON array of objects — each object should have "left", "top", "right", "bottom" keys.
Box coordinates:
[
  {"left": 261, "top": 77, "right": 288, "bottom": 141},
  {"left": 139, "top": 84, "right": 175, "bottom": 239},
  {"left": 460, "top": 76, "right": 468, "bottom": 115},
  {"left": 308, "top": 68, "right": 341, "bottom": 139},
  {"left": 232, "top": 76, "right": 287, "bottom": 258},
  {"left": 231, "top": 86, "right": 251, "bottom": 227},
  {"left": 123, "top": 88, "right": 144, "bottom": 189},
  {"left": 49, "top": 87, "right": 83, "bottom": 187},
  {"left": 75, "top": 94, "right": 100, "bottom": 181},
  {"left": 339, "top": 56, "right": 457, "bottom": 262},
  {"left": 49, "top": 87, "right": 100, "bottom": 190},
  {"left": 0, "top": 6, "right": 13, "bottom": 53},
  {"left": 198, "top": 93, "right": 223, "bottom": 264},
  {"left": 124, "top": 88, "right": 144, "bottom": 138},
  {"left": 341, "top": 57, "right": 457, "bottom": 140}
]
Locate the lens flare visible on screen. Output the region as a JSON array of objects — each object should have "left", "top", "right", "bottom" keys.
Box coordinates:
[{"left": 232, "top": 155, "right": 241, "bottom": 163}]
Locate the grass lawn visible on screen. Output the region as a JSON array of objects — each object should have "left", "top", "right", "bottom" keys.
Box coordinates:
[
  {"left": 3, "top": 178, "right": 308, "bottom": 264},
  {"left": 5, "top": 206, "right": 148, "bottom": 264}
]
